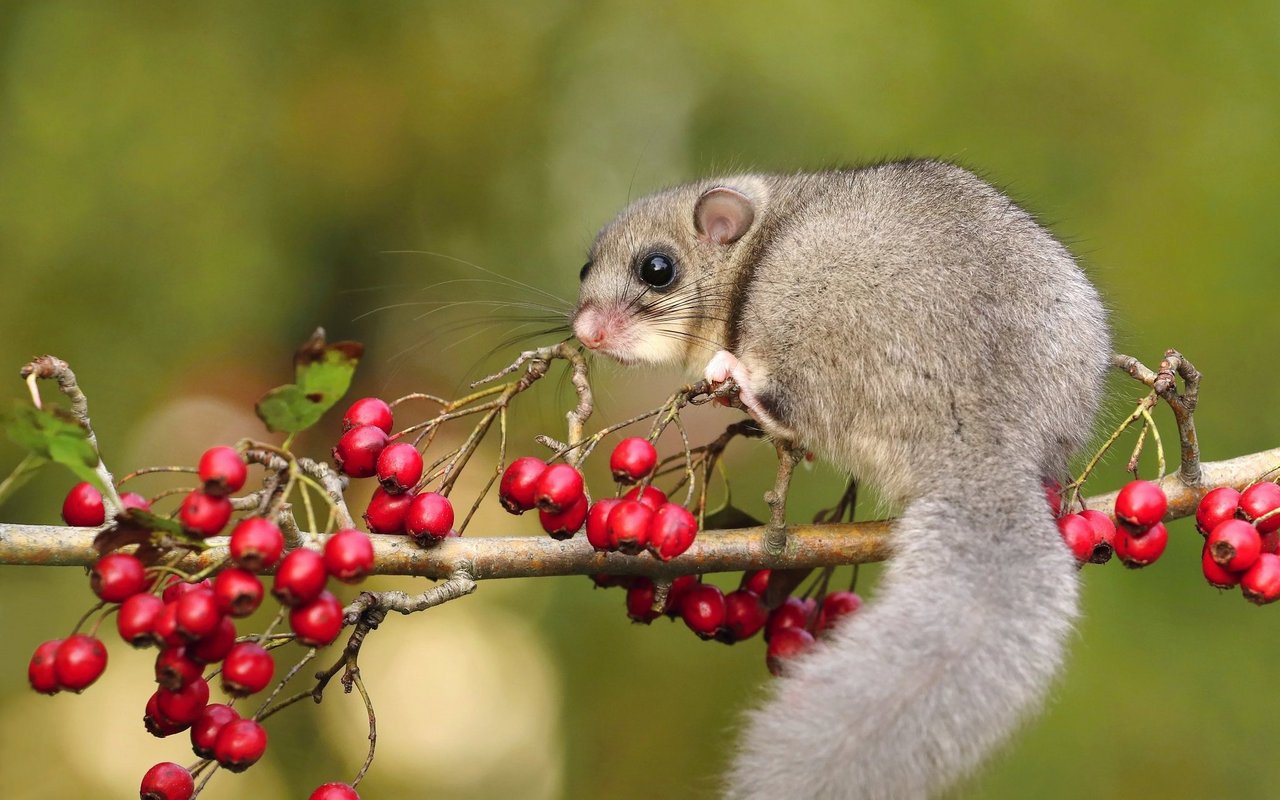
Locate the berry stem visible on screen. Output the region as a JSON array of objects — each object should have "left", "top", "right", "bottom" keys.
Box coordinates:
[
  {"left": 68, "top": 600, "right": 106, "bottom": 637},
  {"left": 349, "top": 669, "right": 377, "bottom": 788}
]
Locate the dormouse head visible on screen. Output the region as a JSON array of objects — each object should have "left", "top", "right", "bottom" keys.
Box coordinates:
[{"left": 572, "top": 178, "right": 765, "bottom": 368}]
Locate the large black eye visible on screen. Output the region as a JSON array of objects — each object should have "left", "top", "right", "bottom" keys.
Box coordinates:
[
  {"left": 638, "top": 253, "right": 676, "bottom": 289},
  {"left": 579, "top": 261, "right": 592, "bottom": 281}
]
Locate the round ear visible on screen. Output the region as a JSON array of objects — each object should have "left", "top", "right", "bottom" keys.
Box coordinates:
[{"left": 694, "top": 187, "right": 755, "bottom": 245}]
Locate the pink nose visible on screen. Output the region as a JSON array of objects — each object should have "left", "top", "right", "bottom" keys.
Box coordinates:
[{"left": 573, "top": 308, "right": 607, "bottom": 349}]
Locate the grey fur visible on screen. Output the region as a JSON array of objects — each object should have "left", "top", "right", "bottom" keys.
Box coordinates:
[{"left": 573, "top": 160, "right": 1110, "bottom": 799}]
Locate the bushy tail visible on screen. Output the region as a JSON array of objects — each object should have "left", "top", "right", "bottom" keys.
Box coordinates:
[{"left": 726, "top": 467, "right": 1079, "bottom": 800}]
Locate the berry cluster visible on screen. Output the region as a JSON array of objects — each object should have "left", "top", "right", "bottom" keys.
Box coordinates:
[
  {"left": 37, "top": 445, "right": 371, "bottom": 799},
  {"left": 1054, "top": 479, "right": 1169, "bottom": 568},
  {"left": 1197, "top": 482, "right": 1280, "bottom": 602},
  {"left": 335, "top": 397, "right": 457, "bottom": 544}
]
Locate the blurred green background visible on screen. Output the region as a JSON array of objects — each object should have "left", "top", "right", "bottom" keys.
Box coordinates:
[{"left": 2, "top": 2, "right": 1279, "bottom": 798}]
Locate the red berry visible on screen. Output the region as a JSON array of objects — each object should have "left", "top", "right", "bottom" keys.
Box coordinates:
[
  {"left": 62, "top": 482, "right": 105, "bottom": 526},
  {"left": 54, "top": 634, "right": 107, "bottom": 692},
  {"left": 190, "top": 703, "right": 239, "bottom": 759},
  {"left": 310, "top": 784, "right": 361, "bottom": 800},
  {"left": 189, "top": 616, "right": 237, "bottom": 665},
  {"left": 818, "top": 591, "right": 862, "bottom": 631},
  {"left": 332, "top": 425, "right": 389, "bottom": 479},
  {"left": 1043, "top": 477, "right": 1064, "bottom": 516},
  {"left": 179, "top": 491, "right": 233, "bottom": 538},
  {"left": 625, "top": 577, "right": 661, "bottom": 624},
  {"left": 144, "top": 691, "right": 188, "bottom": 737},
  {"left": 272, "top": 548, "right": 328, "bottom": 607},
  {"left": 376, "top": 442, "right": 423, "bottom": 494},
  {"left": 175, "top": 589, "right": 223, "bottom": 640},
  {"left": 624, "top": 485, "right": 668, "bottom": 511},
  {"left": 663, "top": 575, "right": 701, "bottom": 619},
  {"left": 1240, "top": 482, "right": 1280, "bottom": 534},
  {"left": 1202, "top": 546, "right": 1243, "bottom": 589},
  {"left": 1078, "top": 509, "right": 1117, "bottom": 564},
  {"left": 723, "top": 590, "right": 768, "bottom": 641},
  {"left": 229, "top": 517, "right": 285, "bottom": 570},
  {"left": 154, "top": 601, "right": 185, "bottom": 648},
  {"left": 290, "top": 590, "right": 344, "bottom": 647},
  {"left": 155, "top": 647, "right": 203, "bottom": 691},
  {"left": 607, "top": 499, "right": 654, "bottom": 554},
  {"left": 363, "top": 487, "right": 415, "bottom": 533},
  {"left": 534, "top": 463, "right": 585, "bottom": 513},
  {"left": 343, "top": 397, "right": 394, "bottom": 434},
  {"left": 741, "top": 569, "right": 771, "bottom": 596},
  {"left": 498, "top": 457, "right": 545, "bottom": 514},
  {"left": 1196, "top": 487, "right": 1242, "bottom": 536},
  {"left": 540, "top": 494, "right": 589, "bottom": 540},
  {"left": 1114, "top": 480, "right": 1167, "bottom": 530},
  {"left": 162, "top": 576, "right": 212, "bottom": 604},
  {"left": 28, "top": 639, "right": 62, "bottom": 695},
  {"left": 1208, "top": 518, "right": 1263, "bottom": 572},
  {"left": 324, "top": 529, "right": 375, "bottom": 583},
  {"left": 681, "top": 583, "right": 726, "bottom": 640},
  {"left": 765, "top": 597, "right": 813, "bottom": 642},
  {"left": 118, "top": 593, "right": 165, "bottom": 647},
  {"left": 198, "top": 445, "right": 247, "bottom": 496},
  {"left": 222, "top": 642, "right": 275, "bottom": 696},
  {"left": 119, "top": 492, "right": 152, "bottom": 512},
  {"left": 1242, "top": 552, "right": 1280, "bottom": 605},
  {"left": 1114, "top": 522, "right": 1169, "bottom": 568},
  {"left": 213, "top": 568, "right": 264, "bottom": 618},
  {"left": 590, "top": 573, "right": 629, "bottom": 589},
  {"left": 155, "top": 677, "right": 210, "bottom": 725},
  {"left": 767, "top": 627, "right": 816, "bottom": 676},
  {"left": 90, "top": 552, "right": 148, "bottom": 602},
  {"left": 1056, "top": 513, "right": 1098, "bottom": 563},
  {"left": 647, "top": 503, "right": 698, "bottom": 561},
  {"left": 585, "top": 498, "right": 621, "bottom": 551},
  {"left": 140, "top": 762, "right": 195, "bottom": 800},
  {"left": 405, "top": 492, "right": 455, "bottom": 543},
  {"left": 610, "top": 437, "right": 658, "bottom": 483},
  {"left": 214, "top": 718, "right": 268, "bottom": 772}
]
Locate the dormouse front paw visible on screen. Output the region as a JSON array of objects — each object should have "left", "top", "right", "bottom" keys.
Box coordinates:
[{"left": 701, "top": 350, "right": 796, "bottom": 440}]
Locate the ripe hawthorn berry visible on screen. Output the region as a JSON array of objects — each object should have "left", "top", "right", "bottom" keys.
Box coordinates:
[
  {"left": 90, "top": 552, "right": 148, "bottom": 602},
  {"left": 333, "top": 425, "right": 389, "bottom": 479},
  {"left": 179, "top": 491, "right": 233, "bottom": 538},
  {"left": 175, "top": 588, "right": 223, "bottom": 640},
  {"left": 290, "top": 591, "right": 344, "bottom": 647},
  {"left": 498, "top": 457, "right": 545, "bottom": 514},
  {"left": 198, "top": 445, "right": 247, "bottom": 496},
  {"left": 364, "top": 487, "right": 415, "bottom": 533},
  {"left": 585, "top": 498, "right": 621, "bottom": 551},
  {"left": 343, "top": 397, "right": 394, "bottom": 435},
  {"left": 648, "top": 503, "right": 698, "bottom": 561},
  {"left": 765, "top": 597, "right": 814, "bottom": 642},
  {"left": 156, "top": 677, "right": 210, "bottom": 725},
  {"left": 1207, "top": 518, "right": 1263, "bottom": 572},
  {"left": 190, "top": 703, "right": 239, "bottom": 759},
  {"left": 1114, "top": 522, "right": 1169, "bottom": 568},
  {"left": 1242, "top": 553, "right": 1280, "bottom": 605},
  {"left": 376, "top": 442, "right": 423, "bottom": 495},
  {"left": 162, "top": 576, "right": 212, "bottom": 604},
  {"left": 767, "top": 627, "right": 816, "bottom": 677},
  {"left": 189, "top": 616, "right": 237, "bottom": 665},
  {"left": 1114, "top": 480, "right": 1167, "bottom": 530},
  {"left": 681, "top": 583, "right": 727, "bottom": 640},
  {"left": 663, "top": 574, "right": 701, "bottom": 619},
  {"left": 54, "top": 634, "right": 107, "bottom": 693},
  {"left": 119, "top": 491, "right": 152, "bottom": 512},
  {"left": 540, "top": 495, "right": 589, "bottom": 540},
  {"left": 214, "top": 568, "right": 264, "bottom": 618},
  {"left": 534, "top": 463, "right": 585, "bottom": 513},
  {"left": 155, "top": 647, "right": 203, "bottom": 691},
  {"left": 144, "top": 692, "right": 189, "bottom": 738},
  {"left": 624, "top": 485, "right": 668, "bottom": 511},
  {"left": 62, "top": 482, "right": 105, "bottom": 527},
  {"left": 154, "top": 601, "right": 185, "bottom": 649},
  {"left": 1202, "top": 546, "right": 1243, "bottom": 589},
  {"left": 118, "top": 593, "right": 165, "bottom": 647},
  {"left": 214, "top": 718, "right": 269, "bottom": 772},
  {"left": 1043, "top": 477, "right": 1064, "bottom": 516},
  {"left": 625, "top": 577, "right": 661, "bottom": 624},
  {"left": 607, "top": 499, "right": 653, "bottom": 554},
  {"left": 140, "top": 761, "right": 195, "bottom": 800},
  {"left": 741, "top": 569, "right": 771, "bottom": 596},
  {"left": 405, "top": 492, "right": 455, "bottom": 543},
  {"left": 1056, "top": 513, "right": 1098, "bottom": 563},
  {"left": 818, "top": 591, "right": 862, "bottom": 631},
  {"left": 222, "top": 642, "right": 275, "bottom": 697},
  {"left": 272, "top": 548, "right": 328, "bottom": 607},
  {"left": 229, "top": 517, "right": 285, "bottom": 570},
  {"left": 723, "top": 590, "right": 768, "bottom": 641},
  {"left": 310, "top": 784, "right": 361, "bottom": 800},
  {"left": 28, "top": 639, "right": 62, "bottom": 695},
  {"left": 1078, "top": 509, "right": 1117, "bottom": 564},
  {"left": 1196, "top": 487, "right": 1242, "bottom": 536},
  {"left": 1240, "top": 482, "right": 1280, "bottom": 534},
  {"left": 324, "top": 529, "right": 375, "bottom": 582},
  {"left": 610, "top": 437, "right": 658, "bottom": 483}
]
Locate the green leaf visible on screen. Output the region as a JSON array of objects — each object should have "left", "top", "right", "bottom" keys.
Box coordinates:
[
  {"left": 255, "top": 329, "right": 363, "bottom": 434},
  {"left": 3, "top": 402, "right": 107, "bottom": 495}
]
